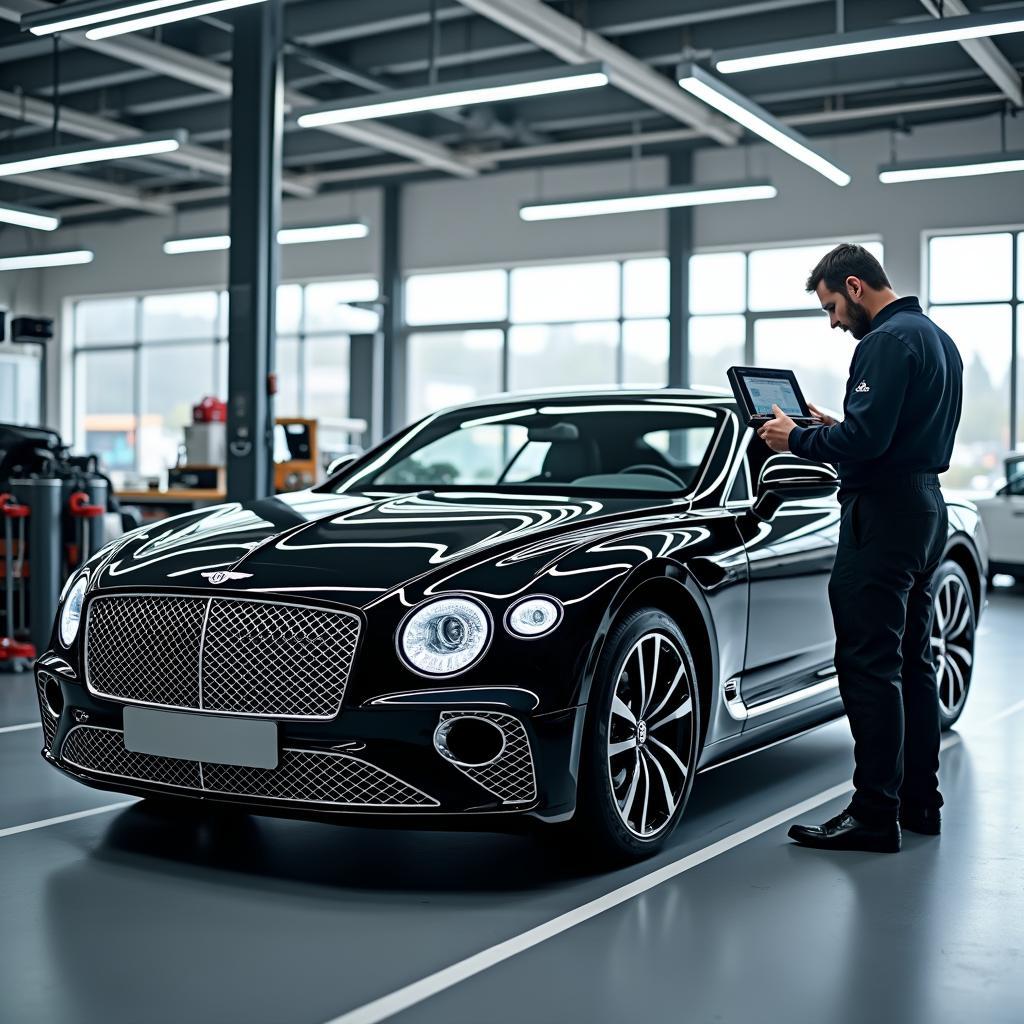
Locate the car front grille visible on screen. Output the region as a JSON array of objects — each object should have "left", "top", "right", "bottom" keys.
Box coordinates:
[
  {"left": 438, "top": 711, "right": 537, "bottom": 804},
  {"left": 60, "top": 725, "right": 439, "bottom": 808},
  {"left": 85, "top": 593, "right": 360, "bottom": 720}
]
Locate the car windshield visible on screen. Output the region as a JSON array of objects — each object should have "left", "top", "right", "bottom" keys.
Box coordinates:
[{"left": 333, "top": 399, "right": 723, "bottom": 495}]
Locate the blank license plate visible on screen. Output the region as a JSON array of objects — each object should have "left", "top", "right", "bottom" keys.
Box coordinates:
[{"left": 123, "top": 706, "right": 278, "bottom": 769}]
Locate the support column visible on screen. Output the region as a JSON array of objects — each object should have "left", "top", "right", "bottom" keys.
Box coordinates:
[
  {"left": 667, "top": 150, "right": 693, "bottom": 389},
  {"left": 381, "top": 183, "right": 406, "bottom": 437},
  {"left": 226, "top": 0, "right": 282, "bottom": 502}
]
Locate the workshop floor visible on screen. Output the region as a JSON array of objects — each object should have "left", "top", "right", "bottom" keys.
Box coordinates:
[{"left": 1, "top": 591, "right": 1021, "bottom": 1024}]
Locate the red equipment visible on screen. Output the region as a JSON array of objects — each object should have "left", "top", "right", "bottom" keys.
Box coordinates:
[{"left": 0, "top": 493, "right": 35, "bottom": 663}]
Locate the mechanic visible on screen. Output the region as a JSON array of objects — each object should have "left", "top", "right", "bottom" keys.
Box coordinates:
[{"left": 757, "top": 243, "right": 963, "bottom": 854}]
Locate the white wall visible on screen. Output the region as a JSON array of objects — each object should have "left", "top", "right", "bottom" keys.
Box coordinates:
[{"left": 3, "top": 109, "right": 1023, "bottom": 433}]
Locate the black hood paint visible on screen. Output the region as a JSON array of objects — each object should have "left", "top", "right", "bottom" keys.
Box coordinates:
[{"left": 92, "top": 488, "right": 693, "bottom": 607}]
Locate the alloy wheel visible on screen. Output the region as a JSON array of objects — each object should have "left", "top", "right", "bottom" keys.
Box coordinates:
[
  {"left": 606, "top": 631, "right": 696, "bottom": 839},
  {"left": 931, "top": 571, "right": 974, "bottom": 718}
]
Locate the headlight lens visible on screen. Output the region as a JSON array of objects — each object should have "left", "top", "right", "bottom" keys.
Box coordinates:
[
  {"left": 506, "top": 597, "right": 562, "bottom": 637},
  {"left": 60, "top": 575, "right": 89, "bottom": 647},
  {"left": 399, "top": 597, "right": 490, "bottom": 675}
]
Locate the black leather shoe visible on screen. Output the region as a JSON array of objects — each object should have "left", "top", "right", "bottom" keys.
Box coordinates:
[
  {"left": 788, "top": 809, "right": 901, "bottom": 853},
  {"left": 899, "top": 806, "right": 941, "bottom": 835}
]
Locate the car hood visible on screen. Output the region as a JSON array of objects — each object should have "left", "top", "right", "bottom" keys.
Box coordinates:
[{"left": 92, "top": 488, "right": 691, "bottom": 607}]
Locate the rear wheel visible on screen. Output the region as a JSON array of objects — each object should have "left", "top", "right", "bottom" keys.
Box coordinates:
[
  {"left": 573, "top": 608, "right": 701, "bottom": 863},
  {"left": 931, "top": 560, "right": 976, "bottom": 729}
]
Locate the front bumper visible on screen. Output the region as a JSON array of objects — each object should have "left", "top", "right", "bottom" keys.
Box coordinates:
[{"left": 34, "top": 665, "right": 581, "bottom": 827}]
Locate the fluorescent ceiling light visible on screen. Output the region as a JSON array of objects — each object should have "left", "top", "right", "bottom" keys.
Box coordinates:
[
  {"left": 23, "top": 0, "right": 208, "bottom": 36},
  {"left": 879, "top": 150, "right": 1024, "bottom": 183},
  {"left": 677, "top": 64, "right": 851, "bottom": 187},
  {"left": 297, "top": 63, "right": 609, "bottom": 128},
  {"left": 0, "top": 250, "right": 94, "bottom": 271},
  {"left": 0, "top": 132, "right": 187, "bottom": 178},
  {"left": 715, "top": 10, "right": 1024, "bottom": 74},
  {"left": 84, "top": 0, "right": 268, "bottom": 39},
  {"left": 520, "top": 182, "right": 778, "bottom": 221},
  {"left": 0, "top": 201, "right": 60, "bottom": 231},
  {"left": 163, "top": 222, "right": 369, "bottom": 254}
]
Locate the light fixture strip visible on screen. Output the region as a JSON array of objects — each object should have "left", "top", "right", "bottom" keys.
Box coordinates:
[
  {"left": 25, "top": 0, "right": 200, "bottom": 36},
  {"left": 0, "top": 250, "right": 94, "bottom": 271},
  {"left": 0, "top": 132, "right": 186, "bottom": 178},
  {"left": 163, "top": 223, "right": 369, "bottom": 254},
  {"left": 878, "top": 151, "right": 1024, "bottom": 183},
  {"left": 520, "top": 182, "right": 778, "bottom": 222},
  {"left": 715, "top": 10, "right": 1024, "bottom": 74},
  {"left": 678, "top": 64, "right": 850, "bottom": 187},
  {"left": 297, "top": 63, "right": 609, "bottom": 128},
  {"left": 0, "top": 201, "right": 60, "bottom": 231},
  {"left": 85, "top": 0, "right": 269, "bottom": 39}
]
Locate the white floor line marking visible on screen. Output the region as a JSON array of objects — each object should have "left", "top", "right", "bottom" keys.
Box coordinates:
[
  {"left": 324, "top": 724, "right": 992, "bottom": 1024},
  {"left": 0, "top": 722, "right": 42, "bottom": 734},
  {"left": 985, "top": 696, "right": 1024, "bottom": 725},
  {"left": 0, "top": 801, "right": 137, "bottom": 840}
]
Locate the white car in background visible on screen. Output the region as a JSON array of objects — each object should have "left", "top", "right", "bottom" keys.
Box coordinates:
[{"left": 975, "top": 454, "right": 1024, "bottom": 583}]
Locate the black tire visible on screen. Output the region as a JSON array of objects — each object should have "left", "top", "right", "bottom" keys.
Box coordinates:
[
  {"left": 571, "top": 608, "right": 702, "bottom": 864},
  {"left": 931, "top": 559, "right": 976, "bottom": 730}
]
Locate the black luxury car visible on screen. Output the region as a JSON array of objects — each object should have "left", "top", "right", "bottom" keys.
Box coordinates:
[{"left": 35, "top": 390, "right": 987, "bottom": 860}]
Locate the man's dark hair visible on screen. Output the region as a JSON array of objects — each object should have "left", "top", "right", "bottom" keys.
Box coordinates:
[{"left": 805, "top": 243, "right": 891, "bottom": 294}]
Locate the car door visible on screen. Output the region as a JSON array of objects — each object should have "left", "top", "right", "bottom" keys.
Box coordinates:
[
  {"left": 980, "top": 471, "right": 1024, "bottom": 569},
  {"left": 733, "top": 444, "right": 841, "bottom": 726}
]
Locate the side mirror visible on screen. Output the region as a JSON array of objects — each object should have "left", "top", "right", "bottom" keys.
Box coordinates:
[
  {"left": 751, "top": 455, "right": 839, "bottom": 521},
  {"left": 325, "top": 452, "right": 360, "bottom": 477}
]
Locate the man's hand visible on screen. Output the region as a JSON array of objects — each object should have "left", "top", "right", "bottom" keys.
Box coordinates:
[
  {"left": 757, "top": 404, "right": 796, "bottom": 453},
  {"left": 808, "top": 403, "right": 838, "bottom": 427}
]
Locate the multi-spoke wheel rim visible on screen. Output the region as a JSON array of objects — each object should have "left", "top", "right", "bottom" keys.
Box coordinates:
[
  {"left": 931, "top": 572, "right": 974, "bottom": 718},
  {"left": 606, "top": 631, "right": 695, "bottom": 840}
]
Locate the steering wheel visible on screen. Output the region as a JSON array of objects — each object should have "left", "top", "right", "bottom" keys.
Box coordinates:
[{"left": 619, "top": 463, "right": 686, "bottom": 486}]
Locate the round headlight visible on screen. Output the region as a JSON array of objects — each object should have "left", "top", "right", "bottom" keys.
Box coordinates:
[
  {"left": 399, "top": 597, "right": 491, "bottom": 676},
  {"left": 60, "top": 575, "right": 89, "bottom": 647},
  {"left": 506, "top": 596, "right": 562, "bottom": 638}
]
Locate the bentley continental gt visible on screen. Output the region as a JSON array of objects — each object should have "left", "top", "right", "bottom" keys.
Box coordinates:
[{"left": 35, "top": 390, "right": 987, "bottom": 860}]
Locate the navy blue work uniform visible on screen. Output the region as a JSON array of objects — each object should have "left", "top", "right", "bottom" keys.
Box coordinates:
[{"left": 789, "top": 296, "right": 963, "bottom": 826}]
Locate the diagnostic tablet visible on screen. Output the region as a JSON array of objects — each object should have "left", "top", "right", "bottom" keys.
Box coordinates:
[{"left": 727, "top": 365, "right": 816, "bottom": 428}]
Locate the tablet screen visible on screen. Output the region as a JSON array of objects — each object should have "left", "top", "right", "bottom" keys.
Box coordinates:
[{"left": 744, "top": 376, "right": 804, "bottom": 417}]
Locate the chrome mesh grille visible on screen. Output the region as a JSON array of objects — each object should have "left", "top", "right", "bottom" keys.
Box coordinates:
[
  {"left": 36, "top": 673, "right": 59, "bottom": 752},
  {"left": 84, "top": 594, "right": 360, "bottom": 720},
  {"left": 439, "top": 711, "right": 537, "bottom": 804},
  {"left": 60, "top": 726, "right": 438, "bottom": 808}
]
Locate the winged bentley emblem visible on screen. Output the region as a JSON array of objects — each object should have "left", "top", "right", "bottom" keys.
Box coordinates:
[{"left": 201, "top": 570, "right": 253, "bottom": 585}]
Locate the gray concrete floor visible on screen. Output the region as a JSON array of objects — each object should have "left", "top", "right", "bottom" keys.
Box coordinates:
[{"left": 1, "top": 591, "right": 1022, "bottom": 1024}]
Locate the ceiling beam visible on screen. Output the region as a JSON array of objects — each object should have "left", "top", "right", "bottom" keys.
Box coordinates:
[
  {"left": 5, "top": 0, "right": 478, "bottom": 177},
  {"left": 8, "top": 169, "right": 173, "bottom": 214},
  {"left": 457, "top": 0, "right": 739, "bottom": 145},
  {"left": 918, "top": 0, "right": 1022, "bottom": 107}
]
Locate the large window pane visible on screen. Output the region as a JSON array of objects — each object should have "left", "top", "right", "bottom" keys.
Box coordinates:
[
  {"left": 407, "top": 330, "right": 503, "bottom": 422},
  {"left": 623, "top": 319, "right": 668, "bottom": 386},
  {"left": 623, "top": 258, "right": 669, "bottom": 318},
  {"left": 406, "top": 270, "right": 506, "bottom": 326},
  {"left": 689, "top": 252, "right": 746, "bottom": 314},
  {"left": 1018, "top": 232, "right": 1024, "bottom": 300},
  {"left": 306, "top": 335, "right": 350, "bottom": 423},
  {"left": 508, "top": 321, "right": 618, "bottom": 391},
  {"left": 76, "top": 349, "right": 136, "bottom": 471},
  {"left": 929, "top": 234, "right": 1013, "bottom": 304},
  {"left": 689, "top": 315, "right": 745, "bottom": 390},
  {"left": 749, "top": 241, "right": 883, "bottom": 312},
  {"left": 305, "top": 279, "right": 379, "bottom": 333},
  {"left": 277, "top": 284, "right": 303, "bottom": 335},
  {"left": 510, "top": 262, "right": 620, "bottom": 323},
  {"left": 930, "top": 304, "right": 1012, "bottom": 492},
  {"left": 140, "top": 343, "right": 215, "bottom": 476},
  {"left": 754, "top": 317, "right": 852, "bottom": 413},
  {"left": 276, "top": 335, "right": 301, "bottom": 419},
  {"left": 75, "top": 297, "right": 136, "bottom": 346},
  {"left": 141, "top": 291, "right": 219, "bottom": 341}
]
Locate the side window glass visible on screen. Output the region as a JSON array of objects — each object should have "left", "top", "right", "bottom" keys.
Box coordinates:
[{"left": 727, "top": 455, "right": 751, "bottom": 503}]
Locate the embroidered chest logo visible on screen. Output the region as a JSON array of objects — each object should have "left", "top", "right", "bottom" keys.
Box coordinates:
[{"left": 854, "top": 380, "right": 871, "bottom": 393}]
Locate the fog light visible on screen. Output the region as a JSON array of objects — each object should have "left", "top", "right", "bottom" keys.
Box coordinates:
[
  {"left": 43, "top": 676, "right": 64, "bottom": 717},
  {"left": 433, "top": 716, "right": 505, "bottom": 767}
]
